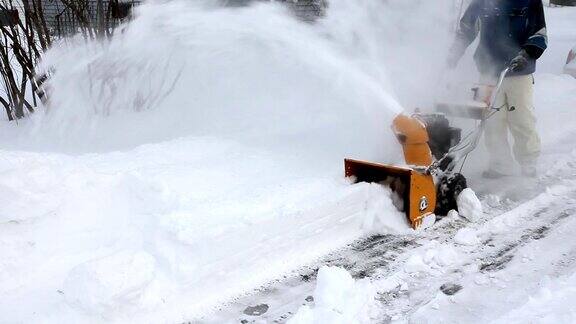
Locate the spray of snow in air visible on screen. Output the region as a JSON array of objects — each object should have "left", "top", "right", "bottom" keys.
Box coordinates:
[
  {"left": 5, "top": 0, "right": 454, "bottom": 161},
  {"left": 30, "top": 0, "right": 408, "bottom": 160}
]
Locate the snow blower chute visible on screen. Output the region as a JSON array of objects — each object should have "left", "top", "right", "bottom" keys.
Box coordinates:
[{"left": 346, "top": 66, "right": 512, "bottom": 229}]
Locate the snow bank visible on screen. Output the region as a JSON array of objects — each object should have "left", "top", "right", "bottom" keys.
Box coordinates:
[{"left": 288, "top": 266, "right": 380, "bottom": 324}]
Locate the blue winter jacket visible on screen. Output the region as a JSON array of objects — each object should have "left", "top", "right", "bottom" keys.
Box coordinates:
[{"left": 455, "top": 0, "right": 547, "bottom": 77}]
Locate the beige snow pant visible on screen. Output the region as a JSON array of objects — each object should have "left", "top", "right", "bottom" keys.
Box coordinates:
[{"left": 484, "top": 74, "right": 541, "bottom": 174}]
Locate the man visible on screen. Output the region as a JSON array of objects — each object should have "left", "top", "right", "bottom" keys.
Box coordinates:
[{"left": 448, "top": 0, "right": 547, "bottom": 178}]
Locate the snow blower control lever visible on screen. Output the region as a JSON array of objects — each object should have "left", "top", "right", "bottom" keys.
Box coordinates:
[{"left": 435, "top": 65, "right": 512, "bottom": 173}]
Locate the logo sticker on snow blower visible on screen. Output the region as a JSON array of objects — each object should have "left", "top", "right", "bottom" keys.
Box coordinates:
[{"left": 419, "top": 196, "right": 429, "bottom": 212}]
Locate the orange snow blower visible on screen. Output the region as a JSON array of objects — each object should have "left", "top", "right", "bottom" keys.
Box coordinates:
[
  {"left": 346, "top": 114, "right": 445, "bottom": 229},
  {"left": 346, "top": 66, "right": 513, "bottom": 230},
  {"left": 346, "top": 113, "right": 467, "bottom": 229}
]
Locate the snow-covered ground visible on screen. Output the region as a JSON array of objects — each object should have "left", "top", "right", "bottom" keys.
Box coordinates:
[{"left": 0, "top": 1, "right": 575, "bottom": 323}]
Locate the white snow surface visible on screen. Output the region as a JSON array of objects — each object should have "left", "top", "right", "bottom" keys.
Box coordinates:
[{"left": 0, "top": 1, "right": 575, "bottom": 324}]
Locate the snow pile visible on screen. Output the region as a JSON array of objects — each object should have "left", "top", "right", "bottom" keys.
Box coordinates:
[
  {"left": 288, "top": 266, "right": 380, "bottom": 324},
  {"left": 362, "top": 183, "right": 411, "bottom": 234},
  {"left": 456, "top": 188, "right": 483, "bottom": 221}
]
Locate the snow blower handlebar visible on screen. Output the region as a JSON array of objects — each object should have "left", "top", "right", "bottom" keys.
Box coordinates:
[
  {"left": 432, "top": 65, "right": 512, "bottom": 173},
  {"left": 487, "top": 66, "right": 511, "bottom": 112}
]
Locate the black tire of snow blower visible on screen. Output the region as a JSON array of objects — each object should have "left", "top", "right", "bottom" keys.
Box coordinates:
[{"left": 435, "top": 173, "right": 467, "bottom": 217}]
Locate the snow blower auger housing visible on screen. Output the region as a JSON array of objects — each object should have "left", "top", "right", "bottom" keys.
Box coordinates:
[
  {"left": 345, "top": 159, "right": 437, "bottom": 229},
  {"left": 345, "top": 114, "right": 464, "bottom": 230}
]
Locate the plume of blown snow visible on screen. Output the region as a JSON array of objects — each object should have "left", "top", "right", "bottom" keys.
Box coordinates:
[
  {"left": 3, "top": 0, "right": 457, "bottom": 162},
  {"left": 27, "top": 0, "right": 405, "bottom": 161}
]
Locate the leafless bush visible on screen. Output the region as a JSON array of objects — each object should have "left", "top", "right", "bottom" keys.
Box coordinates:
[
  {"left": 0, "top": 0, "right": 50, "bottom": 120},
  {"left": 53, "top": 0, "right": 139, "bottom": 39},
  {"left": 0, "top": 0, "right": 139, "bottom": 120}
]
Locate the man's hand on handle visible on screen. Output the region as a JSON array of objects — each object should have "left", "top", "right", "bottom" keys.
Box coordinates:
[{"left": 510, "top": 49, "right": 530, "bottom": 72}]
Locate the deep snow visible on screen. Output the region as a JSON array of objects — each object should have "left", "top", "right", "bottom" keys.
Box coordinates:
[{"left": 0, "top": 1, "right": 575, "bottom": 324}]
